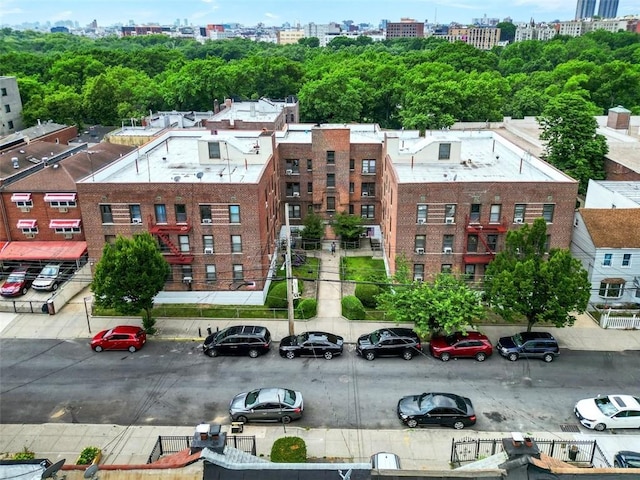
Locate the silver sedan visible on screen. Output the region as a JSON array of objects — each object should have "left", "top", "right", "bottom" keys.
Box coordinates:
[{"left": 229, "top": 387, "right": 304, "bottom": 424}]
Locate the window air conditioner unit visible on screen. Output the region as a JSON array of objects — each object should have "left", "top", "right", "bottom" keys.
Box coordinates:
[
  {"left": 59, "top": 207, "right": 69, "bottom": 213},
  {"left": 182, "top": 276, "right": 193, "bottom": 283},
  {"left": 362, "top": 192, "right": 369, "bottom": 196},
  {"left": 416, "top": 248, "right": 425, "bottom": 255},
  {"left": 445, "top": 217, "right": 455, "bottom": 224},
  {"left": 64, "top": 233, "right": 73, "bottom": 239},
  {"left": 443, "top": 247, "right": 453, "bottom": 254},
  {"left": 414, "top": 276, "right": 423, "bottom": 282},
  {"left": 514, "top": 218, "right": 524, "bottom": 224},
  {"left": 292, "top": 192, "right": 300, "bottom": 197},
  {"left": 25, "top": 233, "right": 35, "bottom": 239},
  {"left": 132, "top": 218, "right": 142, "bottom": 224},
  {"left": 286, "top": 169, "right": 293, "bottom": 175},
  {"left": 202, "top": 218, "right": 212, "bottom": 224},
  {"left": 20, "top": 207, "right": 31, "bottom": 213},
  {"left": 204, "top": 247, "right": 214, "bottom": 254},
  {"left": 418, "top": 219, "right": 426, "bottom": 225}
]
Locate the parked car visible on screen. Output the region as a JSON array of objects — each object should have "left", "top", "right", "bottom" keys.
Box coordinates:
[
  {"left": 31, "top": 263, "right": 72, "bottom": 291},
  {"left": 496, "top": 331, "right": 559, "bottom": 362},
  {"left": 279, "top": 331, "right": 344, "bottom": 360},
  {"left": 371, "top": 452, "right": 401, "bottom": 470},
  {"left": 229, "top": 387, "right": 303, "bottom": 424},
  {"left": 203, "top": 325, "right": 271, "bottom": 358},
  {"left": 429, "top": 331, "right": 493, "bottom": 362},
  {"left": 613, "top": 450, "right": 640, "bottom": 468},
  {"left": 574, "top": 394, "right": 640, "bottom": 431},
  {"left": 397, "top": 392, "right": 476, "bottom": 429},
  {"left": 0, "top": 266, "right": 37, "bottom": 297},
  {"left": 356, "top": 328, "right": 422, "bottom": 361},
  {"left": 91, "top": 325, "right": 147, "bottom": 352}
]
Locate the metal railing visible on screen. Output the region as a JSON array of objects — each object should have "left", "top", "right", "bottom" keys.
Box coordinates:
[{"left": 147, "top": 435, "right": 256, "bottom": 464}]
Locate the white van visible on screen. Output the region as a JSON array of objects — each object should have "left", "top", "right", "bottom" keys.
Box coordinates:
[{"left": 371, "top": 452, "right": 401, "bottom": 470}]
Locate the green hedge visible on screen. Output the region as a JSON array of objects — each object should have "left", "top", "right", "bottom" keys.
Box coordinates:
[
  {"left": 266, "top": 282, "right": 288, "bottom": 309},
  {"left": 271, "top": 436, "right": 307, "bottom": 463},
  {"left": 342, "top": 295, "right": 365, "bottom": 320},
  {"left": 355, "top": 283, "right": 380, "bottom": 308},
  {"left": 296, "top": 298, "right": 317, "bottom": 319}
]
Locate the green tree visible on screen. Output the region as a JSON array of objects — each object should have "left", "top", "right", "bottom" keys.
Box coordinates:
[
  {"left": 537, "top": 93, "right": 608, "bottom": 194},
  {"left": 484, "top": 219, "right": 591, "bottom": 332},
  {"left": 301, "top": 211, "right": 324, "bottom": 249},
  {"left": 497, "top": 22, "right": 516, "bottom": 43},
  {"left": 91, "top": 233, "right": 170, "bottom": 333},
  {"left": 331, "top": 212, "right": 365, "bottom": 243},
  {"left": 376, "top": 273, "right": 485, "bottom": 337}
]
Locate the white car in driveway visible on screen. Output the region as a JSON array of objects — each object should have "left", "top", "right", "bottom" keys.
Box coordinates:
[{"left": 574, "top": 394, "right": 640, "bottom": 431}]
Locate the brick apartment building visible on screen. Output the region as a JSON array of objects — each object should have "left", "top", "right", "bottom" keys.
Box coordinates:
[{"left": 385, "top": 18, "right": 425, "bottom": 39}]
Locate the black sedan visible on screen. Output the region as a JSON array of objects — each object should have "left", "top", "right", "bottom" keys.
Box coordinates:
[
  {"left": 614, "top": 451, "right": 640, "bottom": 468},
  {"left": 279, "top": 331, "right": 344, "bottom": 360},
  {"left": 397, "top": 392, "right": 476, "bottom": 429}
]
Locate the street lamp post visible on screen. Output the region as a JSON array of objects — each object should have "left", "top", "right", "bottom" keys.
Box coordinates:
[{"left": 83, "top": 296, "right": 92, "bottom": 334}]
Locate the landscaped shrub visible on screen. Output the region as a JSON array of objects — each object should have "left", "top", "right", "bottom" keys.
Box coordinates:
[
  {"left": 355, "top": 283, "right": 380, "bottom": 308},
  {"left": 266, "top": 282, "right": 288, "bottom": 309},
  {"left": 270, "top": 437, "right": 307, "bottom": 463},
  {"left": 13, "top": 447, "right": 35, "bottom": 460},
  {"left": 342, "top": 295, "right": 366, "bottom": 320},
  {"left": 76, "top": 446, "right": 101, "bottom": 465},
  {"left": 296, "top": 298, "right": 317, "bottom": 319}
]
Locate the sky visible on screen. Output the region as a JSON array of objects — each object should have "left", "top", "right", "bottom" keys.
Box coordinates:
[{"left": 1, "top": 0, "right": 640, "bottom": 27}]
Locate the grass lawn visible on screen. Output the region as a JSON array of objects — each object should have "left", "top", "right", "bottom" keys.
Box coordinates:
[{"left": 341, "top": 256, "right": 386, "bottom": 281}]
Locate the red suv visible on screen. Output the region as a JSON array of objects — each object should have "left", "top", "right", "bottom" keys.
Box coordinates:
[
  {"left": 429, "top": 331, "right": 493, "bottom": 362},
  {"left": 91, "top": 325, "right": 147, "bottom": 353}
]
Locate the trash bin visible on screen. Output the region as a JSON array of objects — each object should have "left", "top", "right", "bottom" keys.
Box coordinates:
[
  {"left": 568, "top": 445, "right": 579, "bottom": 461},
  {"left": 46, "top": 299, "right": 55, "bottom": 315}
]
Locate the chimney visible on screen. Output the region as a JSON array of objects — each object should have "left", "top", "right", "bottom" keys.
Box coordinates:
[
  {"left": 224, "top": 98, "right": 232, "bottom": 109},
  {"left": 190, "top": 424, "right": 225, "bottom": 455},
  {"left": 502, "top": 432, "right": 540, "bottom": 460},
  {"left": 607, "top": 105, "right": 631, "bottom": 130}
]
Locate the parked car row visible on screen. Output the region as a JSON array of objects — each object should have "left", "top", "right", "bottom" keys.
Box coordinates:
[{"left": 0, "top": 263, "right": 73, "bottom": 297}]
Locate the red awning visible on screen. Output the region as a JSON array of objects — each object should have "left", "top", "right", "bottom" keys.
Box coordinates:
[
  {"left": 49, "top": 219, "right": 81, "bottom": 229},
  {"left": 44, "top": 193, "right": 77, "bottom": 202},
  {"left": 10, "top": 193, "right": 31, "bottom": 202},
  {"left": 17, "top": 219, "right": 37, "bottom": 229},
  {"left": 0, "top": 241, "right": 87, "bottom": 261}
]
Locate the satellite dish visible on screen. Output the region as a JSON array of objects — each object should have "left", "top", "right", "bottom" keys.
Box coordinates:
[
  {"left": 41, "top": 458, "right": 65, "bottom": 479},
  {"left": 173, "top": 176, "right": 180, "bottom": 182},
  {"left": 83, "top": 463, "right": 99, "bottom": 479},
  {"left": 196, "top": 171, "right": 204, "bottom": 180}
]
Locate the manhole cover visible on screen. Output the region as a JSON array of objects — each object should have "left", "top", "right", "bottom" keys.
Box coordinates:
[{"left": 560, "top": 424, "right": 580, "bottom": 432}]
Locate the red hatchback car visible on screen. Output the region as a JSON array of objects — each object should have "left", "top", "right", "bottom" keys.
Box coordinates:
[
  {"left": 91, "top": 325, "right": 147, "bottom": 353},
  {"left": 0, "top": 267, "right": 36, "bottom": 297},
  {"left": 429, "top": 331, "right": 493, "bottom": 362}
]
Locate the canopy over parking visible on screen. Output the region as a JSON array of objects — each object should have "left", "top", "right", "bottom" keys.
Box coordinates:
[{"left": 0, "top": 241, "right": 87, "bottom": 261}]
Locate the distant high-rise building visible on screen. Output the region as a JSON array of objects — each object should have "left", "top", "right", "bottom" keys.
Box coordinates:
[
  {"left": 598, "top": 0, "right": 619, "bottom": 18},
  {"left": 575, "top": 0, "right": 596, "bottom": 19}
]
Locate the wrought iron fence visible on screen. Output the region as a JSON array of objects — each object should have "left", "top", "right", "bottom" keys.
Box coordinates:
[{"left": 147, "top": 435, "right": 257, "bottom": 464}]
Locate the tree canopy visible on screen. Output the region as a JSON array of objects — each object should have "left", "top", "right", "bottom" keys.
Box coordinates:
[
  {"left": 483, "top": 218, "right": 591, "bottom": 331},
  {"left": 91, "top": 233, "right": 170, "bottom": 332}
]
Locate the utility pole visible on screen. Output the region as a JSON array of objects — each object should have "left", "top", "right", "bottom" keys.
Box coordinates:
[{"left": 284, "top": 203, "right": 295, "bottom": 336}]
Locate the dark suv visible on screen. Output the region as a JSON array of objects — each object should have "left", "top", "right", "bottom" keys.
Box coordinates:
[
  {"left": 496, "top": 331, "right": 559, "bottom": 362},
  {"left": 203, "top": 325, "right": 271, "bottom": 358},
  {"left": 356, "top": 328, "right": 422, "bottom": 361}
]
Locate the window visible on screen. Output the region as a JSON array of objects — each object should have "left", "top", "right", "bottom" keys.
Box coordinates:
[
  {"left": 155, "top": 204, "right": 167, "bottom": 223},
  {"left": 200, "top": 205, "right": 212, "bottom": 223},
  {"left": 622, "top": 254, "right": 631, "bottom": 267},
  {"left": 178, "top": 235, "right": 190, "bottom": 252},
  {"left": 349, "top": 204, "right": 354, "bottom": 215},
  {"left": 286, "top": 183, "right": 300, "bottom": 196},
  {"left": 327, "top": 196, "right": 335, "bottom": 211},
  {"left": 361, "top": 205, "right": 375, "bottom": 219},
  {"left": 203, "top": 235, "right": 214, "bottom": 253},
  {"left": 445, "top": 204, "right": 456, "bottom": 223},
  {"left": 306, "top": 159, "right": 312, "bottom": 171},
  {"left": 308, "top": 204, "right": 314, "bottom": 214},
  {"left": 205, "top": 265, "right": 217, "bottom": 282},
  {"left": 603, "top": 253, "right": 612, "bottom": 266},
  {"left": 438, "top": 143, "right": 451, "bottom": 160},
  {"left": 11, "top": 193, "right": 33, "bottom": 208},
  {"left": 1, "top": 88, "right": 6, "bottom": 96},
  {"left": 415, "top": 235, "right": 426, "bottom": 250},
  {"left": 44, "top": 193, "right": 77, "bottom": 208},
  {"left": 486, "top": 234, "right": 498, "bottom": 252},
  {"left": 327, "top": 173, "right": 335, "bottom": 188},
  {"left": 7, "top": 120, "right": 14, "bottom": 129},
  {"left": 231, "top": 235, "right": 242, "bottom": 253},
  {"left": 361, "top": 182, "right": 375, "bottom": 196},
  {"left": 349, "top": 158, "right": 355, "bottom": 170},
  {"left": 464, "top": 264, "right": 476, "bottom": 281},
  {"left": 175, "top": 204, "right": 187, "bottom": 223},
  {"left": 307, "top": 182, "right": 313, "bottom": 194},
  {"left": 208, "top": 142, "right": 221, "bottom": 159},
  {"left": 349, "top": 182, "right": 354, "bottom": 193},
  {"left": 129, "top": 204, "right": 142, "bottom": 223},
  {"left": 285, "top": 159, "right": 300, "bottom": 173},
  {"left": 490, "top": 204, "right": 501, "bottom": 223},
  {"left": 288, "top": 204, "right": 301, "bottom": 219},
  {"left": 100, "top": 204, "right": 113, "bottom": 223},
  {"left": 228, "top": 205, "right": 240, "bottom": 223},
  {"left": 4, "top": 105, "right": 10, "bottom": 113},
  {"left": 470, "top": 204, "right": 481, "bottom": 223},
  {"left": 467, "top": 235, "right": 478, "bottom": 253},
  {"left": 441, "top": 264, "right": 452, "bottom": 273},
  {"left": 413, "top": 264, "right": 424, "bottom": 281},
  {"left": 326, "top": 151, "right": 335, "bottom": 164},
  {"left": 544, "top": 235, "right": 551, "bottom": 253},
  {"left": 542, "top": 204, "right": 554, "bottom": 223},
  {"left": 362, "top": 159, "right": 376, "bottom": 174},
  {"left": 417, "top": 204, "right": 428, "bottom": 223},
  {"left": 514, "top": 204, "right": 526, "bottom": 222},
  {"left": 599, "top": 279, "right": 624, "bottom": 298},
  {"left": 443, "top": 234, "right": 454, "bottom": 250},
  {"left": 232, "top": 264, "right": 244, "bottom": 281},
  {"left": 182, "top": 265, "right": 193, "bottom": 281}
]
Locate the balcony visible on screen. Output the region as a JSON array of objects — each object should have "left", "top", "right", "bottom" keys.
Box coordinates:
[{"left": 465, "top": 215, "right": 508, "bottom": 234}]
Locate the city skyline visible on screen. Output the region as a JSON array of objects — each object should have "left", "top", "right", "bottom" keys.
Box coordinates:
[{"left": 2, "top": 0, "right": 640, "bottom": 28}]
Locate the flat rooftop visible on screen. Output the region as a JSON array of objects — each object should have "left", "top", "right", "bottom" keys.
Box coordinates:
[{"left": 591, "top": 180, "right": 640, "bottom": 204}]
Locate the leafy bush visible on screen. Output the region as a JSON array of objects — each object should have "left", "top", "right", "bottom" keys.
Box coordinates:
[
  {"left": 142, "top": 316, "right": 156, "bottom": 335},
  {"left": 266, "top": 282, "right": 288, "bottom": 309},
  {"left": 355, "top": 283, "right": 380, "bottom": 308},
  {"left": 270, "top": 437, "right": 307, "bottom": 463},
  {"left": 342, "top": 295, "right": 365, "bottom": 320},
  {"left": 76, "top": 446, "right": 100, "bottom": 465},
  {"left": 13, "top": 447, "right": 35, "bottom": 460},
  {"left": 296, "top": 298, "right": 317, "bottom": 319}
]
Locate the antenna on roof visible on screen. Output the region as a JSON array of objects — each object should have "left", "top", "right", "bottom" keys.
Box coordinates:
[
  {"left": 196, "top": 171, "right": 204, "bottom": 180},
  {"left": 173, "top": 176, "right": 180, "bottom": 182}
]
